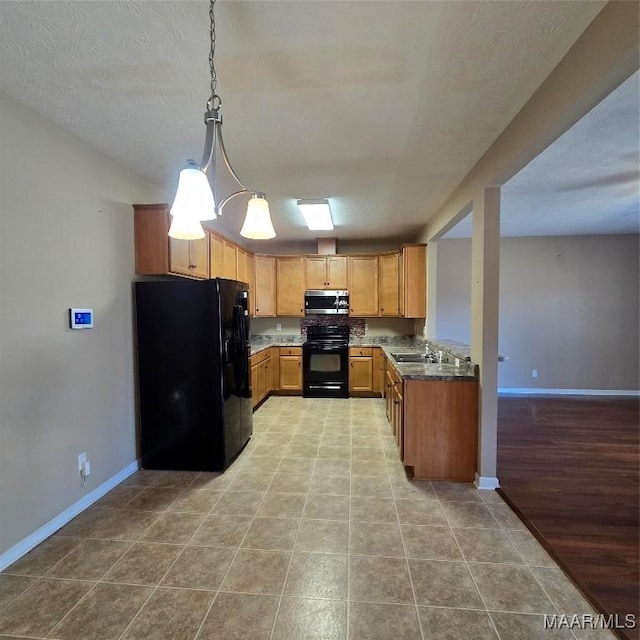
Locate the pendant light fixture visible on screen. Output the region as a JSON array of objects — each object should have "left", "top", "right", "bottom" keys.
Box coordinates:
[{"left": 169, "top": 0, "right": 275, "bottom": 240}]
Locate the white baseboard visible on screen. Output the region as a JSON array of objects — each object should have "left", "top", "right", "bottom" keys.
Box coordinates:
[
  {"left": 0, "top": 460, "right": 139, "bottom": 572},
  {"left": 474, "top": 473, "right": 500, "bottom": 490},
  {"left": 498, "top": 388, "right": 640, "bottom": 397}
]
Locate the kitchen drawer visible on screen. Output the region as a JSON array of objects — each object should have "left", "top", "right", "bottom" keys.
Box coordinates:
[
  {"left": 280, "top": 347, "right": 302, "bottom": 356},
  {"left": 251, "top": 348, "right": 271, "bottom": 366},
  {"left": 349, "top": 347, "right": 373, "bottom": 357}
]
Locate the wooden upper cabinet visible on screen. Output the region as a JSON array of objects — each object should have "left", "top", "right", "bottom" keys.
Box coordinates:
[
  {"left": 209, "top": 233, "right": 224, "bottom": 278},
  {"left": 246, "top": 252, "right": 256, "bottom": 316},
  {"left": 348, "top": 256, "right": 379, "bottom": 316},
  {"left": 276, "top": 257, "right": 305, "bottom": 316},
  {"left": 254, "top": 255, "right": 276, "bottom": 317},
  {"left": 305, "top": 256, "right": 348, "bottom": 290},
  {"left": 305, "top": 257, "right": 327, "bottom": 290},
  {"left": 401, "top": 245, "right": 427, "bottom": 318},
  {"left": 378, "top": 252, "right": 399, "bottom": 317},
  {"left": 222, "top": 241, "right": 237, "bottom": 280},
  {"left": 327, "top": 256, "right": 348, "bottom": 289},
  {"left": 236, "top": 248, "right": 248, "bottom": 284},
  {"left": 134, "top": 204, "right": 209, "bottom": 279}
]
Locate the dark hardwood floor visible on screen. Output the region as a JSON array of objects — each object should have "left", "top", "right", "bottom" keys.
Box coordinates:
[{"left": 497, "top": 394, "right": 639, "bottom": 640}]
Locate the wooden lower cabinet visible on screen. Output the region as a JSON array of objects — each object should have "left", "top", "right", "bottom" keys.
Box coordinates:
[
  {"left": 373, "top": 347, "right": 385, "bottom": 395},
  {"left": 392, "top": 380, "right": 404, "bottom": 460},
  {"left": 279, "top": 348, "right": 302, "bottom": 392},
  {"left": 384, "top": 356, "right": 478, "bottom": 481},
  {"left": 349, "top": 347, "right": 373, "bottom": 394},
  {"left": 250, "top": 348, "right": 273, "bottom": 409}
]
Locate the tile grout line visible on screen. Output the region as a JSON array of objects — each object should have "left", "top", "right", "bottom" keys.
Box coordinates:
[
  {"left": 266, "top": 404, "right": 327, "bottom": 640},
  {"left": 113, "top": 476, "right": 221, "bottom": 640},
  {"left": 346, "top": 402, "right": 353, "bottom": 640},
  {"left": 192, "top": 401, "right": 293, "bottom": 640},
  {"left": 439, "top": 494, "right": 503, "bottom": 640},
  {"left": 385, "top": 437, "right": 427, "bottom": 640}
]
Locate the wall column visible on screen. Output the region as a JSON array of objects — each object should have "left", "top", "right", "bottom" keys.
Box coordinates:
[
  {"left": 470, "top": 186, "right": 501, "bottom": 489},
  {"left": 425, "top": 241, "right": 438, "bottom": 337}
]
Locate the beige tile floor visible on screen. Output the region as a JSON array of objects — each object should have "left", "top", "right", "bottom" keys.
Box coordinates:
[{"left": 0, "top": 397, "right": 617, "bottom": 640}]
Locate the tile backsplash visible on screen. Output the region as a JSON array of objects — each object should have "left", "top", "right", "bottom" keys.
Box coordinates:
[{"left": 299, "top": 317, "right": 365, "bottom": 337}]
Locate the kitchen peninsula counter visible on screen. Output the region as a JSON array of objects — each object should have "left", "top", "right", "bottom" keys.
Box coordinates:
[{"left": 250, "top": 335, "right": 478, "bottom": 381}]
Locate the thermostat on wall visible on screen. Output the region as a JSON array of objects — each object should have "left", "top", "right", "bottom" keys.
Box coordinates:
[{"left": 69, "top": 308, "right": 94, "bottom": 329}]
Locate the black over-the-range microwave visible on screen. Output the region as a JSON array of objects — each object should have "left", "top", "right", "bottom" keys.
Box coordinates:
[{"left": 304, "top": 290, "right": 349, "bottom": 315}]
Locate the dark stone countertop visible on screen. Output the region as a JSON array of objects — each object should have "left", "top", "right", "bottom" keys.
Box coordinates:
[
  {"left": 379, "top": 346, "right": 478, "bottom": 381},
  {"left": 249, "top": 335, "right": 478, "bottom": 380}
]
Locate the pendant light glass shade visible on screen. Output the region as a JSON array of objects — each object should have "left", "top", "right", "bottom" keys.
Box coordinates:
[
  {"left": 170, "top": 162, "right": 216, "bottom": 221},
  {"left": 240, "top": 196, "right": 276, "bottom": 239},
  {"left": 168, "top": 213, "right": 206, "bottom": 240}
]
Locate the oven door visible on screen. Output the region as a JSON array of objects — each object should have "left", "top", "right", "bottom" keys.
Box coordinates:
[{"left": 303, "top": 344, "right": 349, "bottom": 398}]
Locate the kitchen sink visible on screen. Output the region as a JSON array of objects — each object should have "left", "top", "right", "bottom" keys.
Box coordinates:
[{"left": 391, "top": 352, "right": 430, "bottom": 363}]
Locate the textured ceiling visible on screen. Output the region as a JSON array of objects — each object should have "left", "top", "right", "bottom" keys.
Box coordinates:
[
  {"left": 1, "top": 0, "right": 626, "bottom": 244},
  {"left": 444, "top": 71, "right": 640, "bottom": 238}
]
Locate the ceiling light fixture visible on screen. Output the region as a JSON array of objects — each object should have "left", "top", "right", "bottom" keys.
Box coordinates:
[
  {"left": 169, "top": 0, "right": 275, "bottom": 241},
  {"left": 297, "top": 199, "right": 334, "bottom": 231}
]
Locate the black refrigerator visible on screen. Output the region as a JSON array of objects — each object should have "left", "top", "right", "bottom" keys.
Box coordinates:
[{"left": 135, "top": 278, "right": 252, "bottom": 471}]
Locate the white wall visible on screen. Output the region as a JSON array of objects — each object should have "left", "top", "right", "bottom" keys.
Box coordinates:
[
  {"left": 0, "top": 91, "right": 164, "bottom": 555},
  {"left": 436, "top": 235, "right": 639, "bottom": 390}
]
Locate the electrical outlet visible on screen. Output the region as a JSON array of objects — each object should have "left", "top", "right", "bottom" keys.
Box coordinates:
[
  {"left": 78, "top": 452, "right": 87, "bottom": 472},
  {"left": 276, "top": 323, "right": 281, "bottom": 331},
  {"left": 81, "top": 460, "right": 91, "bottom": 477},
  {"left": 531, "top": 369, "right": 538, "bottom": 378}
]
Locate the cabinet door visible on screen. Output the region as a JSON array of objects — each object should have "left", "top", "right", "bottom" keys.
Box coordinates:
[
  {"left": 263, "top": 357, "right": 272, "bottom": 396},
  {"left": 209, "top": 233, "right": 224, "bottom": 278},
  {"left": 305, "top": 257, "right": 327, "bottom": 289},
  {"left": 251, "top": 364, "right": 259, "bottom": 408},
  {"left": 349, "top": 357, "right": 373, "bottom": 393},
  {"left": 270, "top": 347, "right": 280, "bottom": 391},
  {"left": 402, "top": 245, "right": 426, "bottom": 318},
  {"left": 246, "top": 253, "right": 256, "bottom": 316},
  {"left": 168, "top": 237, "right": 191, "bottom": 277},
  {"left": 393, "top": 384, "right": 404, "bottom": 461},
  {"left": 223, "top": 241, "right": 237, "bottom": 280},
  {"left": 134, "top": 205, "right": 170, "bottom": 275},
  {"left": 327, "top": 256, "right": 348, "bottom": 289},
  {"left": 372, "top": 348, "right": 385, "bottom": 395},
  {"left": 276, "top": 257, "right": 304, "bottom": 316},
  {"left": 378, "top": 253, "right": 399, "bottom": 317},
  {"left": 189, "top": 236, "right": 210, "bottom": 279},
  {"left": 254, "top": 256, "right": 276, "bottom": 317},
  {"left": 384, "top": 368, "right": 394, "bottom": 424},
  {"left": 279, "top": 355, "right": 302, "bottom": 390},
  {"left": 237, "top": 248, "right": 248, "bottom": 284},
  {"left": 257, "top": 360, "right": 267, "bottom": 402},
  {"left": 348, "top": 256, "right": 379, "bottom": 316}
]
